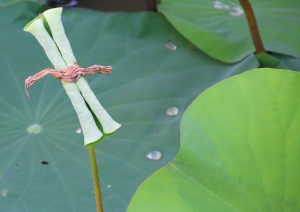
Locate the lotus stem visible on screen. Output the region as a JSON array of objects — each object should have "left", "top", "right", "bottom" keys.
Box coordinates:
[
  {"left": 238, "top": 0, "right": 265, "bottom": 54},
  {"left": 88, "top": 145, "right": 104, "bottom": 212}
]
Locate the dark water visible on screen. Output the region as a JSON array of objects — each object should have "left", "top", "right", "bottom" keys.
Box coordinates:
[{"left": 46, "top": 0, "right": 147, "bottom": 12}]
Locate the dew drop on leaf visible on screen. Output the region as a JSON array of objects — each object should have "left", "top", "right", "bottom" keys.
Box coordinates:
[
  {"left": 146, "top": 150, "right": 162, "bottom": 161},
  {"left": 107, "top": 185, "right": 111, "bottom": 188},
  {"left": 76, "top": 128, "right": 82, "bottom": 134},
  {"left": 27, "top": 124, "right": 42, "bottom": 134},
  {"left": 213, "top": 1, "right": 229, "bottom": 10},
  {"left": 1, "top": 189, "right": 8, "bottom": 197},
  {"left": 165, "top": 42, "right": 177, "bottom": 51},
  {"left": 229, "top": 6, "right": 244, "bottom": 17},
  {"left": 166, "top": 107, "right": 179, "bottom": 117}
]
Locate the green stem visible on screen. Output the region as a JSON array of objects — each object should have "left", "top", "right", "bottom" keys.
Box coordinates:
[
  {"left": 238, "top": 0, "right": 265, "bottom": 54},
  {"left": 88, "top": 145, "right": 104, "bottom": 212}
]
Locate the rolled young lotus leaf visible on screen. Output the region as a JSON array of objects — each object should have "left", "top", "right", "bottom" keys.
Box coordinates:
[
  {"left": 76, "top": 78, "right": 121, "bottom": 134},
  {"left": 24, "top": 17, "right": 66, "bottom": 70},
  {"left": 42, "top": 8, "right": 76, "bottom": 67},
  {"left": 24, "top": 17, "right": 103, "bottom": 145},
  {"left": 43, "top": 8, "right": 121, "bottom": 134}
]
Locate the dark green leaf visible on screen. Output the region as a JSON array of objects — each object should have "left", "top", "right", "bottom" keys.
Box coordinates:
[{"left": 272, "top": 53, "right": 300, "bottom": 72}]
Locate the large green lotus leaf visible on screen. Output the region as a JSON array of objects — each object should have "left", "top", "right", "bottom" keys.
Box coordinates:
[
  {"left": 0, "top": 2, "right": 259, "bottom": 212},
  {"left": 158, "top": 0, "right": 300, "bottom": 63},
  {"left": 127, "top": 68, "right": 300, "bottom": 211}
]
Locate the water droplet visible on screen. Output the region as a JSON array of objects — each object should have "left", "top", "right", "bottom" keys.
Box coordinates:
[
  {"left": 166, "top": 107, "right": 179, "bottom": 117},
  {"left": 76, "top": 128, "right": 82, "bottom": 134},
  {"left": 107, "top": 185, "right": 111, "bottom": 188},
  {"left": 146, "top": 150, "right": 162, "bottom": 161},
  {"left": 165, "top": 42, "right": 177, "bottom": 51},
  {"left": 27, "top": 124, "right": 42, "bottom": 134},
  {"left": 229, "top": 6, "right": 244, "bottom": 16},
  {"left": 213, "top": 1, "right": 229, "bottom": 10},
  {"left": 1, "top": 189, "right": 8, "bottom": 197}
]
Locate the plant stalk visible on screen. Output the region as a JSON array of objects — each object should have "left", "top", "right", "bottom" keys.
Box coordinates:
[
  {"left": 238, "top": 0, "right": 265, "bottom": 54},
  {"left": 88, "top": 145, "right": 104, "bottom": 212}
]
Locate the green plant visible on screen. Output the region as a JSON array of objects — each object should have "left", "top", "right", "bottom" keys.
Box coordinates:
[
  {"left": 0, "top": 0, "right": 299, "bottom": 211},
  {"left": 127, "top": 1, "right": 300, "bottom": 210},
  {"left": 128, "top": 68, "right": 300, "bottom": 211},
  {"left": 23, "top": 7, "right": 123, "bottom": 211},
  {"left": 157, "top": 0, "right": 300, "bottom": 63}
]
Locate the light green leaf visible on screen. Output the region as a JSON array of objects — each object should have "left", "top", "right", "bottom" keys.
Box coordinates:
[
  {"left": 158, "top": 0, "right": 300, "bottom": 63},
  {"left": 0, "top": 2, "right": 260, "bottom": 211},
  {"left": 127, "top": 68, "right": 300, "bottom": 211}
]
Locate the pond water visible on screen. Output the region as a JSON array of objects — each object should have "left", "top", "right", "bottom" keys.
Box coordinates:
[{"left": 45, "top": 0, "right": 147, "bottom": 12}]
